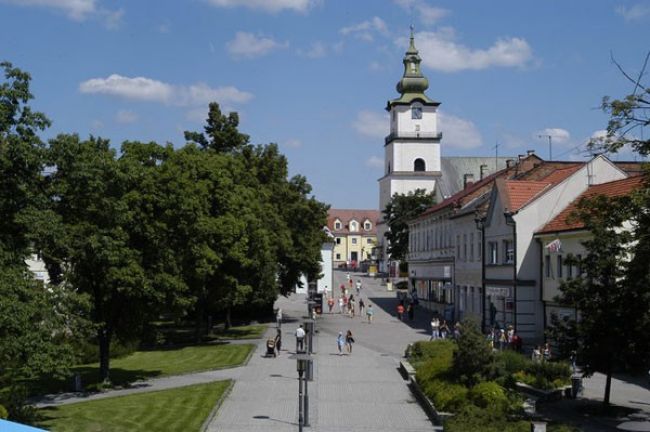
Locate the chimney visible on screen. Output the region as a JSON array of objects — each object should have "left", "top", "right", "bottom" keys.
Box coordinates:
[
  {"left": 518, "top": 154, "right": 525, "bottom": 162},
  {"left": 506, "top": 159, "right": 515, "bottom": 168},
  {"left": 480, "top": 164, "right": 489, "bottom": 180},
  {"left": 463, "top": 173, "right": 475, "bottom": 189},
  {"left": 527, "top": 149, "right": 535, "bottom": 156}
]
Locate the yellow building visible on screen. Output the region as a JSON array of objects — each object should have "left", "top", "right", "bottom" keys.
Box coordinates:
[{"left": 327, "top": 209, "right": 380, "bottom": 269}]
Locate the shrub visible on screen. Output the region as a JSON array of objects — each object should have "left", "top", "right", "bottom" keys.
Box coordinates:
[
  {"left": 412, "top": 340, "right": 455, "bottom": 378},
  {"left": 423, "top": 379, "right": 469, "bottom": 412},
  {"left": 495, "top": 350, "right": 531, "bottom": 375},
  {"left": 468, "top": 381, "right": 509, "bottom": 412},
  {"left": 452, "top": 319, "right": 494, "bottom": 386},
  {"left": 0, "top": 404, "right": 7, "bottom": 419}
]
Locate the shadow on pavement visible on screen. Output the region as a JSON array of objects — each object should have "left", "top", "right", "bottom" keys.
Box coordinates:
[{"left": 368, "top": 296, "right": 433, "bottom": 336}]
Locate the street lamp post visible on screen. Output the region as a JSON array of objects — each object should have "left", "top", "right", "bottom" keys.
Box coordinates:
[{"left": 291, "top": 352, "right": 313, "bottom": 431}]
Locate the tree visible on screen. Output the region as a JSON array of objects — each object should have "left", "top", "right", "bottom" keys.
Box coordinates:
[
  {"left": 452, "top": 319, "right": 494, "bottom": 386},
  {"left": 382, "top": 189, "right": 435, "bottom": 262},
  {"left": 184, "top": 102, "right": 249, "bottom": 153},
  {"left": 0, "top": 61, "right": 51, "bottom": 264},
  {"left": 550, "top": 193, "right": 647, "bottom": 406}
]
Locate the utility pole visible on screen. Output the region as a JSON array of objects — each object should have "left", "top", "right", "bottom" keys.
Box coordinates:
[
  {"left": 492, "top": 140, "right": 500, "bottom": 171},
  {"left": 538, "top": 134, "right": 553, "bottom": 161}
]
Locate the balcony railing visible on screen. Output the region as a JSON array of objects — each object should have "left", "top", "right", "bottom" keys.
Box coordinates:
[{"left": 385, "top": 131, "right": 442, "bottom": 144}]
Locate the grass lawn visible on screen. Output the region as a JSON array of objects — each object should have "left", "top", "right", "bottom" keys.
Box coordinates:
[
  {"left": 215, "top": 324, "right": 266, "bottom": 340},
  {"left": 152, "top": 323, "right": 267, "bottom": 345},
  {"left": 35, "top": 343, "right": 253, "bottom": 394},
  {"left": 38, "top": 380, "right": 231, "bottom": 432}
]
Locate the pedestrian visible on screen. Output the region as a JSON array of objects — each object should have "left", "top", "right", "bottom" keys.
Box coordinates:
[
  {"left": 570, "top": 350, "right": 577, "bottom": 374},
  {"left": 346, "top": 272, "right": 350, "bottom": 281},
  {"left": 440, "top": 320, "right": 449, "bottom": 339},
  {"left": 358, "top": 297, "right": 365, "bottom": 316},
  {"left": 396, "top": 303, "right": 405, "bottom": 320},
  {"left": 338, "top": 296, "right": 344, "bottom": 314},
  {"left": 274, "top": 328, "right": 282, "bottom": 355},
  {"left": 295, "top": 324, "right": 306, "bottom": 352},
  {"left": 345, "top": 330, "right": 355, "bottom": 354},
  {"left": 327, "top": 296, "right": 335, "bottom": 313},
  {"left": 337, "top": 332, "right": 345, "bottom": 355},
  {"left": 543, "top": 343, "right": 552, "bottom": 362},
  {"left": 498, "top": 329, "right": 507, "bottom": 350},
  {"left": 349, "top": 278, "right": 353, "bottom": 290},
  {"left": 276, "top": 308, "right": 283, "bottom": 328},
  {"left": 407, "top": 303, "right": 414, "bottom": 321},
  {"left": 507, "top": 325, "right": 514, "bottom": 347},
  {"left": 340, "top": 283, "right": 346, "bottom": 296},
  {"left": 430, "top": 316, "right": 440, "bottom": 340},
  {"left": 532, "top": 345, "right": 542, "bottom": 362},
  {"left": 349, "top": 297, "right": 356, "bottom": 318},
  {"left": 453, "top": 321, "right": 461, "bottom": 340},
  {"left": 355, "top": 279, "right": 361, "bottom": 295},
  {"left": 366, "top": 304, "right": 374, "bottom": 323}
]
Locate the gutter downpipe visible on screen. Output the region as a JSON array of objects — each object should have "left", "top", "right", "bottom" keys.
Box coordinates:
[{"left": 505, "top": 211, "right": 517, "bottom": 330}]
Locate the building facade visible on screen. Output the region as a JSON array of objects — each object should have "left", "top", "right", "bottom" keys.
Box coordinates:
[{"left": 327, "top": 209, "right": 380, "bottom": 269}]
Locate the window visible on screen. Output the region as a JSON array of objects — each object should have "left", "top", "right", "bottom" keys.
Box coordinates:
[
  {"left": 336, "top": 238, "right": 341, "bottom": 245},
  {"left": 334, "top": 221, "right": 341, "bottom": 230},
  {"left": 504, "top": 240, "right": 514, "bottom": 264},
  {"left": 576, "top": 254, "right": 582, "bottom": 276},
  {"left": 364, "top": 221, "right": 372, "bottom": 230},
  {"left": 470, "top": 233, "right": 474, "bottom": 261},
  {"left": 557, "top": 255, "right": 563, "bottom": 278},
  {"left": 414, "top": 158, "right": 426, "bottom": 172},
  {"left": 545, "top": 255, "right": 551, "bottom": 278},
  {"left": 350, "top": 221, "right": 358, "bottom": 232},
  {"left": 456, "top": 235, "right": 461, "bottom": 258},
  {"left": 336, "top": 253, "right": 341, "bottom": 260},
  {"left": 478, "top": 238, "right": 482, "bottom": 259},
  {"left": 351, "top": 238, "right": 357, "bottom": 245},
  {"left": 567, "top": 259, "right": 573, "bottom": 279},
  {"left": 411, "top": 105, "right": 422, "bottom": 119},
  {"left": 366, "top": 238, "right": 372, "bottom": 244},
  {"left": 488, "top": 242, "right": 498, "bottom": 264},
  {"left": 463, "top": 234, "right": 467, "bottom": 261}
]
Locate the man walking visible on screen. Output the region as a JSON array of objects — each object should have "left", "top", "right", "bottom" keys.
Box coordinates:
[
  {"left": 276, "top": 308, "right": 283, "bottom": 328},
  {"left": 295, "top": 324, "right": 306, "bottom": 352}
]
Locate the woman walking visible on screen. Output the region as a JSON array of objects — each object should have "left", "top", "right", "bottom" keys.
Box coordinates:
[
  {"left": 358, "top": 298, "right": 365, "bottom": 316},
  {"left": 337, "top": 332, "right": 345, "bottom": 355},
  {"left": 345, "top": 330, "right": 355, "bottom": 354},
  {"left": 366, "top": 304, "right": 374, "bottom": 323}
]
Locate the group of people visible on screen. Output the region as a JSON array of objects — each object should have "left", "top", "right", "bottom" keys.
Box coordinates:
[
  {"left": 486, "top": 325, "right": 523, "bottom": 352},
  {"left": 531, "top": 343, "right": 552, "bottom": 362},
  {"left": 429, "top": 316, "right": 461, "bottom": 340},
  {"left": 396, "top": 301, "right": 415, "bottom": 321},
  {"left": 326, "top": 292, "right": 374, "bottom": 323},
  {"left": 336, "top": 330, "right": 355, "bottom": 355}
]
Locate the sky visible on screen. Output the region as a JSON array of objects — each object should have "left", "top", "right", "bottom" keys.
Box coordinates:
[{"left": 1, "top": 0, "right": 649, "bottom": 210}]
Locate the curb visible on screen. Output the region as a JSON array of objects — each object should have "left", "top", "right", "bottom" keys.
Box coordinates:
[
  {"left": 200, "top": 379, "right": 235, "bottom": 432},
  {"left": 400, "top": 359, "right": 445, "bottom": 431}
]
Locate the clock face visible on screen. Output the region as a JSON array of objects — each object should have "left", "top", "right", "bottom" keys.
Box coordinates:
[{"left": 412, "top": 106, "right": 422, "bottom": 119}]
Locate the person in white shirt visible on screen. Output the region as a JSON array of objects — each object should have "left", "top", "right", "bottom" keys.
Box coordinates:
[
  {"left": 276, "top": 308, "right": 283, "bottom": 328},
  {"left": 295, "top": 325, "right": 306, "bottom": 352}
]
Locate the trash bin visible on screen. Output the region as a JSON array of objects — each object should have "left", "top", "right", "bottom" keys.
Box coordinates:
[{"left": 571, "top": 376, "right": 582, "bottom": 398}]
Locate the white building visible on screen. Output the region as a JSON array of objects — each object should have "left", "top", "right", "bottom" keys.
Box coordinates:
[{"left": 482, "top": 155, "right": 630, "bottom": 343}]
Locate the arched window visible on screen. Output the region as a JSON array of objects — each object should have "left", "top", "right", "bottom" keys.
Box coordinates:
[{"left": 414, "top": 158, "right": 426, "bottom": 172}]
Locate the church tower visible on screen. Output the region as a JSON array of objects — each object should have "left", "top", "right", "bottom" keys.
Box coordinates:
[{"left": 377, "top": 28, "right": 441, "bottom": 273}]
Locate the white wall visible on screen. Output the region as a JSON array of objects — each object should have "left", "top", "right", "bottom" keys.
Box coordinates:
[
  {"left": 391, "top": 104, "right": 438, "bottom": 134},
  {"left": 318, "top": 242, "right": 334, "bottom": 294},
  {"left": 388, "top": 141, "right": 441, "bottom": 173}
]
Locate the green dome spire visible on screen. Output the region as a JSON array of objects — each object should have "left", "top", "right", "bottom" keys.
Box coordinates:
[{"left": 387, "top": 26, "right": 439, "bottom": 109}]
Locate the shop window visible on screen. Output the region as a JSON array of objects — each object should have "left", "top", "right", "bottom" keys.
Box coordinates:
[
  {"left": 504, "top": 240, "right": 514, "bottom": 264},
  {"left": 488, "top": 242, "right": 498, "bottom": 264}
]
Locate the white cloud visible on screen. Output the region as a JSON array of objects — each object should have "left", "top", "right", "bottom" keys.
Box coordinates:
[
  {"left": 393, "top": 0, "right": 449, "bottom": 24},
  {"left": 226, "top": 32, "right": 289, "bottom": 58},
  {"left": 353, "top": 111, "right": 389, "bottom": 138},
  {"left": 366, "top": 156, "right": 384, "bottom": 169},
  {"left": 91, "top": 119, "right": 104, "bottom": 129},
  {"left": 79, "top": 74, "right": 253, "bottom": 106},
  {"left": 439, "top": 112, "right": 482, "bottom": 149},
  {"left": 340, "top": 17, "right": 388, "bottom": 42},
  {"left": 284, "top": 138, "right": 303, "bottom": 149},
  {"left": 115, "top": 109, "right": 138, "bottom": 124},
  {"left": 535, "top": 128, "right": 571, "bottom": 144},
  {"left": 299, "top": 41, "right": 327, "bottom": 58},
  {"left": 616, "top": 4, "right": 650, "bottom": 21},
  {"left": 205, "top": 0, "right": 315, "bottom": 13},
  {"left": 1, "top": 0, "right": 123, "bottom": 26},
  {"left": 409, "top": 28, "right": 533, "bottom": 72}
]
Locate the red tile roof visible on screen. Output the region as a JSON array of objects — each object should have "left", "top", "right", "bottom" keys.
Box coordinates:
[
  {"left": 537, "top": 176, "right": 645, "bottom": 234},
  {"left": 504, "top": 180, "right": 551, "bottom": 212},
  {"left": 327, "top": 209, "right": 381, "bottom": 235}
]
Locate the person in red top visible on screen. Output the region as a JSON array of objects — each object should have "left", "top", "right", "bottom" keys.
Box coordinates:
[{"left": 397, "top": 303, "right": 405, "bottom": 321}]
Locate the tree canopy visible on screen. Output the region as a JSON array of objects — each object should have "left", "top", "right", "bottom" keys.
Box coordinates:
[{"left": 382, "top": 189, "right": 435, "bottom": 262}]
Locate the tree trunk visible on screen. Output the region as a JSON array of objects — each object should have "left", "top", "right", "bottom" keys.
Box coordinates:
[
  {"left": 225, "top": 307, "right": 232, "bottom": 330},
  {"left": 604, "top": 368, "right": 612, "bottom": 406},
  {"left": 98, "top": 327, "right": 111, "bottom": 383}
]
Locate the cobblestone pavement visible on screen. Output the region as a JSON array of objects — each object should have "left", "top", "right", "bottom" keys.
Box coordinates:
[{"left": 207, "top": 270, "right": 435, "bottom": 432}]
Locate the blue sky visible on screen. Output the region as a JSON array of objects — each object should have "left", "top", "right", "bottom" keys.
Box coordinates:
[{"left": 1, "top": 0, "right": 649, "bottom": 209}]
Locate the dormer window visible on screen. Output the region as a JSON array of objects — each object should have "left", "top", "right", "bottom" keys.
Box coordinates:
[
  {"left": 334, "top": 220, "right": 342, "bottom": 230},
  {"left": 364, "top": 221, "right": 372, "bottom": 231},
  {"left": 349, "top": 220, "right": 358, "bottom": 232}
]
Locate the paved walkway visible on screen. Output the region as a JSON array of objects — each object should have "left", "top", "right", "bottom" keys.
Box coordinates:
[{"left": 207, "top": 270, "right": 435, "bottom": 432}]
